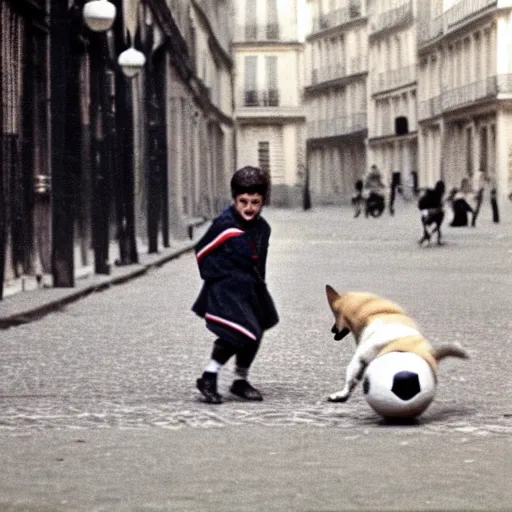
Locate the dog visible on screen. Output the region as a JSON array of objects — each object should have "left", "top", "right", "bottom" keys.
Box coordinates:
[
  {"left": 418, "top": 180, "right": 446, "bottom": 246},
  {"left": 325, "top": 285, "right": 469, "bottom": 403}
]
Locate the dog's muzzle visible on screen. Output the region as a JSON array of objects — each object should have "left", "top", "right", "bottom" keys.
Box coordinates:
[{"left": 331, "top": 324, "right": 350, "bottom": 340}]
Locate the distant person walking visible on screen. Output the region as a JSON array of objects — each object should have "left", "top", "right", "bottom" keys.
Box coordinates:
[{"left": 448, "top": 178, "right": 474, "bottom": 227}]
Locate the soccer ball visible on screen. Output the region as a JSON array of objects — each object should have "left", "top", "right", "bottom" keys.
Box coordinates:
[{"left": 362, "top": 352, "right": 437, "bottom": 419}]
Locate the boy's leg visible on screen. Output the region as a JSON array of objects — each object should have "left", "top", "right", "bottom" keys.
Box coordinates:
[
  {"left": 230, "top": 342, "right": 263, "bottom": 401},
  {"left": 196, "top": 339, "right": 236, "bottom": 404}
]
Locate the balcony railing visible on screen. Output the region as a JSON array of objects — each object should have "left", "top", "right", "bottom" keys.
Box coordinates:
[
  {"left": 242, "top": 89, "right": 281, "bottom": 107},
  {"left": 310, "top": 55, "right": 368, "bottom": 85},
  {"left": 418, "top": 94, "right": 442, "bottom": 120},
  {"left": 370, "top": 0, "right": 413, "bottom": 35},
  {"left": 418, "top": 74, "right": 512, "bottom": 119},
  {"left": 373, "top": 64, "right": 416, "bottom": 93},
  {"left": 233, "top": 24, "right": 297, "bottom": 42},
  {"left": 445, "top": 0, "right": 496, "bottom": 28},
  {"left": 442, "top": 76, "right": 499, "bottom": 110},
  {"left": 418, "top": 0, "right": 497, "bottom": 45},
  {"left": 311, "top": 1, "right": 363, "bottom": 33},
  {"left": 308, "top": 112, "right": 367, "bottom": 139}
]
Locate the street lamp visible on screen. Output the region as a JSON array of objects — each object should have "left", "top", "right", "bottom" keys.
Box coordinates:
[
  {"left": 83, "top": 0, "right": 116, "bottom": 32},
  {"left": 118, "top": 47, "right": 146, "bottom": 78}
]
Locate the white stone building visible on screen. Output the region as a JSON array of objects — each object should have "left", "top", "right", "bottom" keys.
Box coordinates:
[
  {"left": 166, "top": 0, "right": 235, "bottom": 238},
  {"left": 367, "top": 0, "right": 418, "bottom": 198},
  {"left": 304, "top": 0, "right": 370, "bottom": 204},
  {"left": 417, "top": 0, "right": 512, "bottom": 204},
  {"left": 232, "top": 0, "right": 307, "bottom": 207}
]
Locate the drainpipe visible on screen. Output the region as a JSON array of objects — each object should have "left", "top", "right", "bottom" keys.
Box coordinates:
[
  {"left": 89, "top": 32, "right": 111, "bottom": 274},
  {"left": 113, "top": 4, "right": 138, "bottom": 265},
  {"left": 50, "top": 0, "right": 75, "bottom": 286},
  {"left": 0, "top": 69, "right": 4, "bottom": 299}
]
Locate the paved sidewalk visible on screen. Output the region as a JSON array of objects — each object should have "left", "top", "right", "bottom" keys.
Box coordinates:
[{"left": 0, "top": 231, "right": 207, "bottom": 329}]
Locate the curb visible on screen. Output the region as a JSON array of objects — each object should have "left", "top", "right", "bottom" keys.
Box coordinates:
[{"left": 0, "top": 243, "right": 196, "bottom": 329}]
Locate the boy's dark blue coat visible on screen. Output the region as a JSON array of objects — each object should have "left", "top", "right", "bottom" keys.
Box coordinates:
[{"left": 192, "top": 206, "right": 279, "bottom": 347}]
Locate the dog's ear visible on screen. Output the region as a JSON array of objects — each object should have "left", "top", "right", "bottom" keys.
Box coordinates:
[
  {"left": 326, "top": 285, "right": 350, "bottom": 340},
  {"left": 325, "top": 285, "right": 340, "bottom": 311}
]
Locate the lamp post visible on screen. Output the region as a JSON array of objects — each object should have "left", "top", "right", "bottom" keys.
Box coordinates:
[
  {"left": 111, "top": 2, "right": 145, "bottom": 266},
  {"left": 83, "top": 0, "right": 117, "bottom": 275}
]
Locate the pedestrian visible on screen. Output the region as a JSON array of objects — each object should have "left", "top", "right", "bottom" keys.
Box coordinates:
[
  {"left": 363, "top": 164, "right": 386, "bottom": 217},
  {"left": 192, "top": 166, "right": 279, "bottom": 404},
  {"left": 417, "top": 180, "right": 446, "bottom": 245},
  {"left": 351, "top": 178, "right": 364, "bottom": 217},
  {"left": 448, "top": 178, "right": 474, "bottom": 227},
  {"left": 471, "top": 172, "right": 483, "bottom": 226}
]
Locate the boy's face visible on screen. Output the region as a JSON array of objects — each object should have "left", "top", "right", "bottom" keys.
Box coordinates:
[{"left": 234, "top": 193, "right": 264, "bottom": 222}]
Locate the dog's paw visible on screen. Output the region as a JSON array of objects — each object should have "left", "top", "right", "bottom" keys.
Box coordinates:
[{"left": 327, "top": 390, "right": 350, "bottom": 403}]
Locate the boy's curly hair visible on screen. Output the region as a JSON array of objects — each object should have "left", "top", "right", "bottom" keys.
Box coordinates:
[{"left": 230, "top": 166, "right": 270, "bottom": 200}]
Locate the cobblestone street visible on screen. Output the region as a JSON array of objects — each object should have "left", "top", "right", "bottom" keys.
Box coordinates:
[{"left": 1, "top": 200, "right": 512, "bottom": 510}]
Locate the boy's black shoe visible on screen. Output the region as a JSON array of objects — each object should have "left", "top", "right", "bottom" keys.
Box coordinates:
[
  {"left": 196, "top": 374, "right": 222, "bottom": 404},
  {"left": 230, "top": 379, "right": 263, "bottom": 401}
]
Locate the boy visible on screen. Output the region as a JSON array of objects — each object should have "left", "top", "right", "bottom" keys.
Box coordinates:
[{"left": 192, "top": 166, "right": 279, "bottom": 404}]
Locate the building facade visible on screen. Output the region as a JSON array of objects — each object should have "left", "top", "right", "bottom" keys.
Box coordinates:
[
  {"left": 417, "top": 0, "right": 512, "bottom": 201},
  {"left": 232, "top": 0, "right": 307, "bottom": 207},
  {"left": 304, "top": 0, "right": 369, "bottom": 205},
  {"left": 0, "top": 0, "right": 235, "bottom": 299},
  {"left": 368, "top": 0, "right": 418, "bottom": 197}
]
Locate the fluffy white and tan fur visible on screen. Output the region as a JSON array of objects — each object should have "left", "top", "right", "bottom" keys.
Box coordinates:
[{"left": 326, "top": 285, "right": 469, "bottom": 402}]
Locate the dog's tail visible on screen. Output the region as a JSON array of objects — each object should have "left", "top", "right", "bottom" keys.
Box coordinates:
[{"left": 432, "top": 342, "right": 469, "bottom": 362}]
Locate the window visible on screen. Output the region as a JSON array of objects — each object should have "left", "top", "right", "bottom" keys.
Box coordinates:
[
  {"left": 258, "top": 141, "right": 270, "bottom": 174},
  {"left": 245, "top": 0, "right": 257, "bottom": 39},
  {"left": 244, "top": 56, "right": 258, "bottom": 106},
  {"left": 266, "top": 0, "right": 279, "bottom": 39},
  {"left": 265, "top": 56, "right": 279, "bottom": 106}
]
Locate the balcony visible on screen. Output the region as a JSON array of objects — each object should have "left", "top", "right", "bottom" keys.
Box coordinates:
[
  {"left": 370, "top": 0, "right": 413, "bottom": 36},
  {"left": 442, "top": 76, "right": 499, "bottom": 111},
  {"left": 233, "top": 24, "right": 297, "bottom": 43},
  {"left": 309, "top": 55, "right": 368, "bottom": 86},
  {"left": 372, "top": 64, "right": 416, "bottom": 94},
  {"left": 418, "top": 74, "right": 512, "bottom": 119},
  {"left": 418, "top": 0, "right": 498, "bottom": 46},
  {"left": 445, "top": 0, "right": 496, "bottom": 28},
  {"left": 311, "top": 1, "right": 363, "bottom": 34},
  {"left": 418, "top": 94, "right": 442, "bottom": 120},
  {"left": 237, "top": 88, "right": 305, "bottom": 121},
  {"left": 243, "top": 89, "right": 280, "bottom": 107},
  {"left": 308, "top": 112, "right": 367, "bottom": 139}
]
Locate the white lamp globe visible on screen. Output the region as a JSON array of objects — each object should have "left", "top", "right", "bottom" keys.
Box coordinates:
[
  {"left": 118, "top": 48, "right": 146, "bottom": 78},
  {"left": 83, "top": 0, "right": 116, "bottom": 32}
]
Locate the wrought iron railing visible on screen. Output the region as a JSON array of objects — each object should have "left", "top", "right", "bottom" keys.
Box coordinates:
[
  {"left": 445, "top": 0, "right": 496, "bottom": 28},
  {"left": 373, "top": 64, "right": 416, "bottom": 93},
  {"left": 419, "top": 0, "right": 496, "bottom": 45},
  {"left": 242, "top": 89, "right": 281, "bottom": 107},
  {"left": 308, "top": 112, "right": 367, "bottom": 139},
  {"left": 310, "top": 55, "right": 367, "bottom": 86},
  {"left": 311, "top": 1, "right": 363, "bottom": 33},
  {"left": 419, "top": 74, "right": 512, "bottom": 119},
  {"left": 233, "top": 24, "right": 297, "bottom": 42},
  {"left": 370, "top": 0, "right": 413, "bottom": 35}
]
